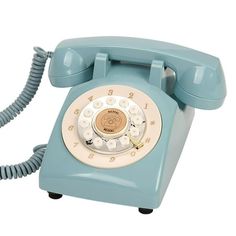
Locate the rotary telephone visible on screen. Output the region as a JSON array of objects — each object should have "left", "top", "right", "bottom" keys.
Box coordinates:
[{"left": 0, "top": 37, "right": 226, "bottom": 214}]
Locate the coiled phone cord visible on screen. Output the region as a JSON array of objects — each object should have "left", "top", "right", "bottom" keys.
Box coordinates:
[{"left": 0, "top": 47, "right": 52, "bottom": 180}]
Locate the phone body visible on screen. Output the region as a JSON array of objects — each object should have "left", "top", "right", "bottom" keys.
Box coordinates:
[{"left": 39, "top": 37, "right": 226, "bottom": 212}]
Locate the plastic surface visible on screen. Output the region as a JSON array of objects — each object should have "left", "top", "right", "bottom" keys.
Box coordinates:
[
  {"left": 40, "top": 63, "right": 194, "bottom": 209},
  {"left": 40, "top": 37, "right": 226, "bottom": 209},
  {"left": 48, "top": 36, "right": 226, "bottom": 109}
]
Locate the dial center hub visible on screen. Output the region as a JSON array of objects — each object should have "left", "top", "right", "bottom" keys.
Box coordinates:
[{"left": 94, "top": 108, "right": 128, "bottom": 138}]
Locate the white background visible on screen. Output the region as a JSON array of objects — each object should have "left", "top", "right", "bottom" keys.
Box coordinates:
[{"left": 0, "top": 1, "right": 235, "bottom": 235}]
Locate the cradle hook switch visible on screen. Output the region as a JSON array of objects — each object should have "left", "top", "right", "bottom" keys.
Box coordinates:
[
  {"left": 93, "top": 53, "right": 111, "bottom": 79},
  {"left": 149, "top": 60, "right": 165, "bottom": 89}
]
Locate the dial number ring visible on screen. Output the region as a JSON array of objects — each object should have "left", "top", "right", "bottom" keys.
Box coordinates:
[{"left": 62, "top": 85, "right": 162, "bottom": 168}]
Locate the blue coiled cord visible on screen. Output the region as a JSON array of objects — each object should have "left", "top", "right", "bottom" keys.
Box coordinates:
[{"left": 0, "top": 47, "right": 52, "bottom": 180}]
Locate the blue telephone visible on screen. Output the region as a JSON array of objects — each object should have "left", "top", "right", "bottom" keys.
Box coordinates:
[{"left": 0, "top": 37, "right": 226, "bottom": 214}]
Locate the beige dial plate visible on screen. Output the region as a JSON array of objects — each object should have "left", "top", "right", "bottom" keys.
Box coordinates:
[{"left": 62, "top": 85, "right": 162, "bottom": 168}]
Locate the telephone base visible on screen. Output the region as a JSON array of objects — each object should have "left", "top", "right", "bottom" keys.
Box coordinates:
[
  {"left": 39, "top": 72, "right": 195, "bottom": 211},
  {"left": 48, "top": 192, "right": 63, "bottom": 200},
  {"left": 138, "top": 208, "right": 153, "bottom": 214}
]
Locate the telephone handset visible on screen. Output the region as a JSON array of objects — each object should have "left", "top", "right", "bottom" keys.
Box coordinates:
[
  {"left": 49, "top": 37, "right": 226, "bottom": 109},
  {"left": 0, "top": 37, "right": 226, "bottom": 214}
]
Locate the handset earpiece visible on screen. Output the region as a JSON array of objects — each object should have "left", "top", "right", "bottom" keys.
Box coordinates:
[
  {"left": 48, "top": 47, "right": 93, "bottom": 87},
  {"left": 174, "top": 60, "right": 226, "bottom": 110}
]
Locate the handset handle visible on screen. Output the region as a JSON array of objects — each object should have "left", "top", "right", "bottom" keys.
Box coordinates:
[{"left": 49, "top": 37, "right": 226, "bottom": 109}]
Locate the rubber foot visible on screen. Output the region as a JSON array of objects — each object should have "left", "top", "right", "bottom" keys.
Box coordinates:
[
  {"left": 138, "top": 208, "right": 153, "bottom": 214},
  {"left": 48, "top": 192, "right": 63, "bottom": 199}
]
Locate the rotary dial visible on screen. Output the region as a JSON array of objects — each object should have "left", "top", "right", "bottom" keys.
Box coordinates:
[{"left": 62, "top": 85, "right": 162, "bottom": 168}]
